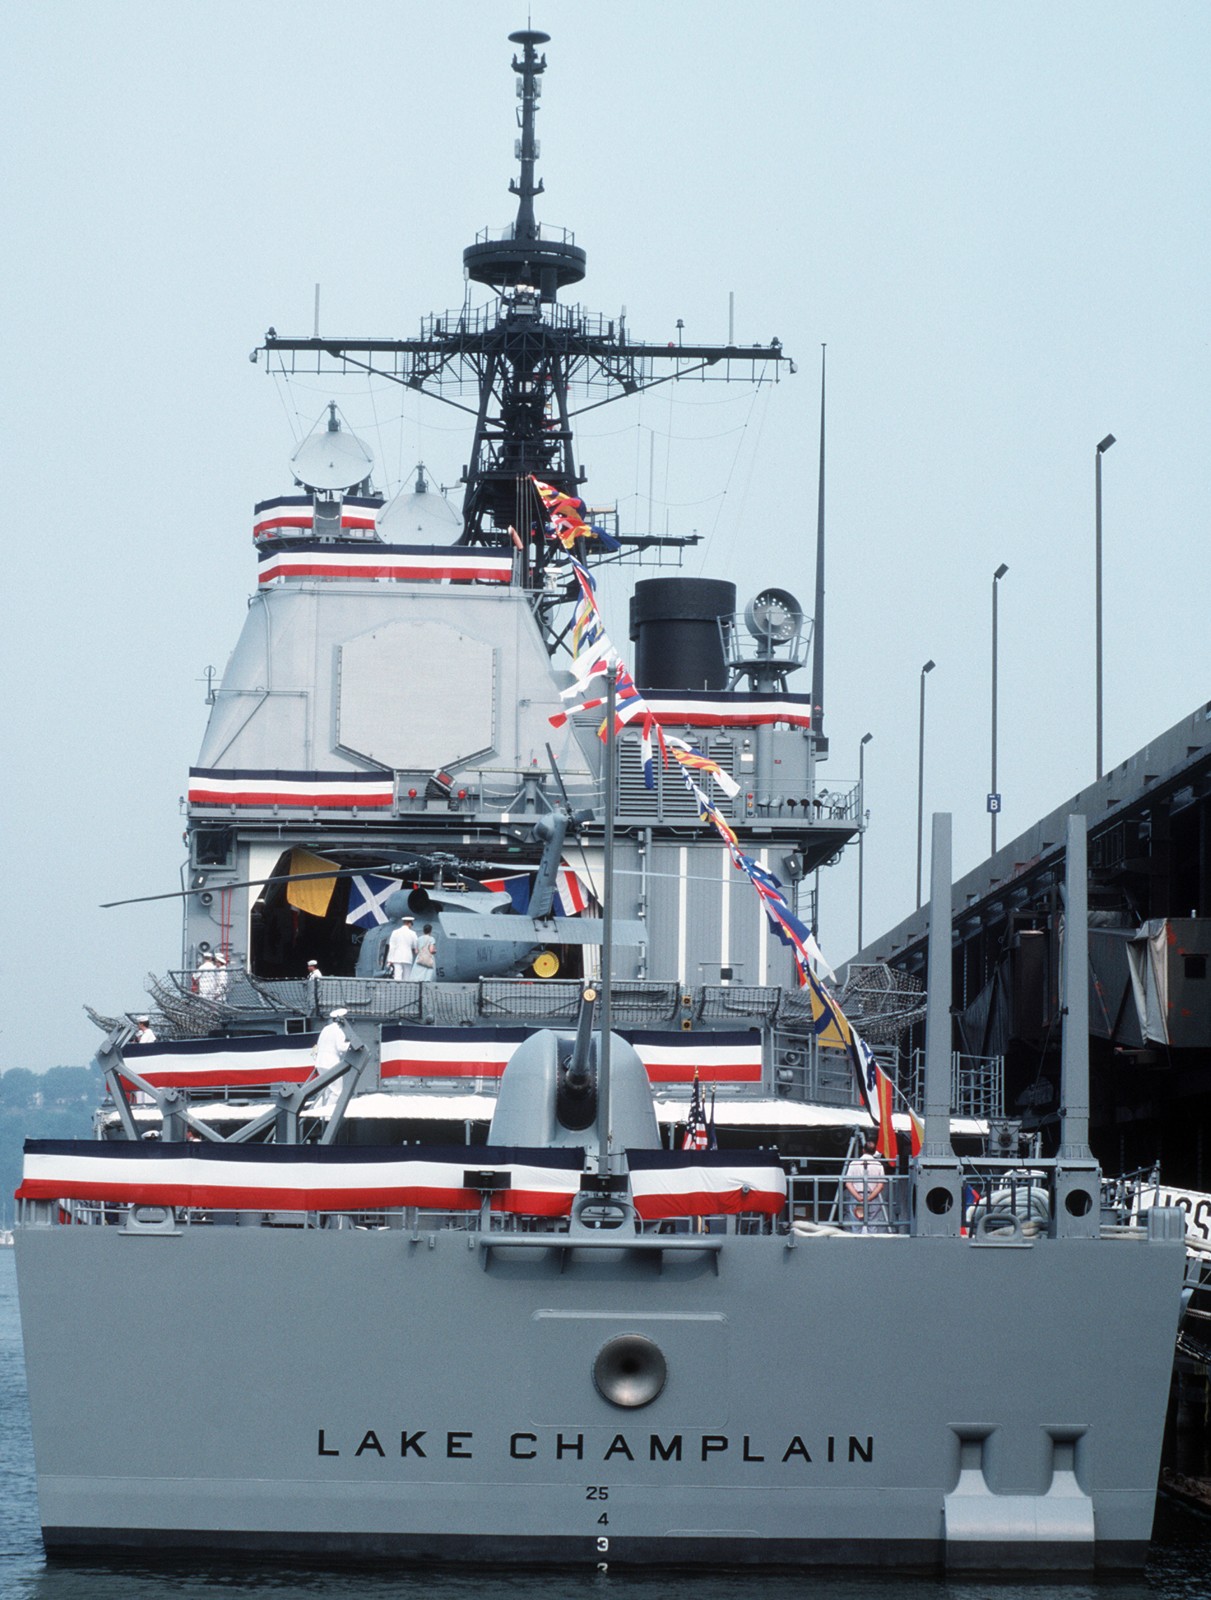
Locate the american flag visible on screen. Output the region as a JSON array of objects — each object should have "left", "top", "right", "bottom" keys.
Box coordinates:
[{"left": 682, "top": 1070, "right": 709, "bottom": 1151}]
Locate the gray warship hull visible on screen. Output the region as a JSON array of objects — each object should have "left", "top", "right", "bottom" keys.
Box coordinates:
[
  {"left": 15, "top": 1215, "right": 1183, "bottom": 1569},
  {"left": 14, "top": 27, "right": 1189, "bottom": 1577}
]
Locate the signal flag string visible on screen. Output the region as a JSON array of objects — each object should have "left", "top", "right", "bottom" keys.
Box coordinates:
[{"left": 531, "top": 474, "right": 921, "bottom": 1154}]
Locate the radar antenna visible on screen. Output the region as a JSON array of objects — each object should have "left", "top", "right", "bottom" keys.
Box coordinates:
[
  {"left": 290, "top": 402, "right": 374, "bottom": 494},
  {"left": 258, "top": 31, "right": 794, "bottom": 630}
]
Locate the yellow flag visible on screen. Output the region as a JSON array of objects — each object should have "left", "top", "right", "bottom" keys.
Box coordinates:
[
  {"left": 806, "top": 970, "right": 853, "bottom": 1054},
  {"left": 285, "top": 849, "right": 340, "bottom": 918}
]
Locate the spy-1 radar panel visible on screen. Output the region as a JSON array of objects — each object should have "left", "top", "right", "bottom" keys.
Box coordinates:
[{"left": 337, "top": 619, "right": 497, "bottom": 771}]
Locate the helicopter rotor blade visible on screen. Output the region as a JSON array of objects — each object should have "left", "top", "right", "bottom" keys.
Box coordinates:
[{"left": 100, "top": 862, "right": 402, "bottom": 910}]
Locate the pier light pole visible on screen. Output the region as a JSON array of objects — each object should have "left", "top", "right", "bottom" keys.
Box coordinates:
[
  {"left": 1095, "top": 433, "right": 1115, "bottom": 780},
  {"left": 990, "top": 563, "right": 1008, "bottom": 855},
  {"left": 858, "top": 732, "right": 872, "bottom": 949},
  {"left": 915, "top": 660, "right": 935, "bottom": 911}
]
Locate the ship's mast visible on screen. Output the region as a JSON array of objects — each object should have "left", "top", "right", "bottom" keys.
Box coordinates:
[
  {"left": 457, "top": 30, "right": 588, "bottom": 577},
  {"left": 257, "top": 29, "right": 794, "bottom": 626},
  {"left": 507, "top": 30, "right": 545, "bottom": 246}
]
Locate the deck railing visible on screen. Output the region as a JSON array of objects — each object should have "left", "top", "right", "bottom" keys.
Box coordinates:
[{"left": 24, "top": 1156, "right": 1164, "bottom": 1248}]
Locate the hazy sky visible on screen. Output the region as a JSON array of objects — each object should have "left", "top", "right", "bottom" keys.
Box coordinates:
[{"left": 2, "top": 1, "right": 1208, "bottom": 1072}]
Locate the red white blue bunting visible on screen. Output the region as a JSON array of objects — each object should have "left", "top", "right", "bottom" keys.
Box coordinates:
[
  {"left": 123, "top": 1033, "right": 320, "bottom": 1090},
  {"left": 380, "top": 1029, "right": 521, "bottom": 1080},
  {"left": 379, "top": 1026, "right": 762, "bottom": 1084},
  {"left": 625, "top": 1033, "right": 762, "bottom": 1085},
  {"left": 18, "top": 1140, "right": 585, "bottom": 1217},
  {"left": 257, "top": 543, "right": 513, "bottom": 585},
  {"left": 641, "top": 690, "right": 812, "bottom": 729},
  {"left": 188, "top": 769, "right": 394, "bottom": 809},
  {"left": 625, "top": 1148, "right": 787, "bottom": 1218},
  {"left": 253, "top": 495, "right": 380, "bottom": 539}
]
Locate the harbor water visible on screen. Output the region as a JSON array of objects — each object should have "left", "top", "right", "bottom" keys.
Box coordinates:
[{"left": 2, "top": 1253, "right": 1206, "bottom": 1600}]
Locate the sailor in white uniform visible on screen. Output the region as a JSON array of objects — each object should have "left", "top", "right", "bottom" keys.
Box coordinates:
[
  {"left": 197, "top": 951, "right": 229, "bottom": 1002},
  {"left": 843, "top": 1136, "right": 889, "bottom": 1233},
  {"left": 386, "top": 915, "right": 418, "bottom": 980},
  {"left": 312, "top": 1008, "right": 353, "bottom": 1112}
]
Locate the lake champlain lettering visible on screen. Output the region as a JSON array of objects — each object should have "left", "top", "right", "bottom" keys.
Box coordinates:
[{"left": 316, "top": 1427, "right": 874, "bottom": 1465}]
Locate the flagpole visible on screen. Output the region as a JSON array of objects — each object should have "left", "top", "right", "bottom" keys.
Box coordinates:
[
  {"left": 922, "top": 813, "right": 953, "bottom": 1160},
  {"left": 812, "top": 344, "right": 827, "bottom": 751},
  {"left": 886, "top": 1061, "right": 924, "bottom": 1151},
  {"left": 598, "top": 667, "right": 616, "bottom": 1173}
]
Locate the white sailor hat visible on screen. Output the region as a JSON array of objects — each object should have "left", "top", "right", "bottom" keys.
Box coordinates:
[
  {"left": 330, "top": 1007, "right": 349, "bottom": 1019},
  {"left": 136, "top": 1014, "right": 151, "bottom": 1024}
]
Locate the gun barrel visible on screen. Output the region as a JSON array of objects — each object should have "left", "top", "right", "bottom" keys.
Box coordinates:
[{"left": 565, "top": 987, "right": 598, "bottom": 1091}]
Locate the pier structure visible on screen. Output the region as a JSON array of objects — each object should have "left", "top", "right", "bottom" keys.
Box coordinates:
[
  {"left": 854, "top": 702, "right": 1211, "bottom": 1491},
  {"left": 855, "top": 701, "right": 1211, "bottom": 1186}
]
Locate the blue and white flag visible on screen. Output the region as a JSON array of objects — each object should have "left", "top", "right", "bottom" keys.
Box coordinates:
[{"left": 345, "top": 872, "right": 403, "bottom": 928}]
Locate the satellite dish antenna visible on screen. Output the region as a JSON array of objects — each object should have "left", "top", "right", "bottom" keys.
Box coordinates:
[
  {"left": 290, "top": 403, "right": 374, "bottom": 492},
  {"left": 378, "top": 463, "right": 460, "bottom": 541}
]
